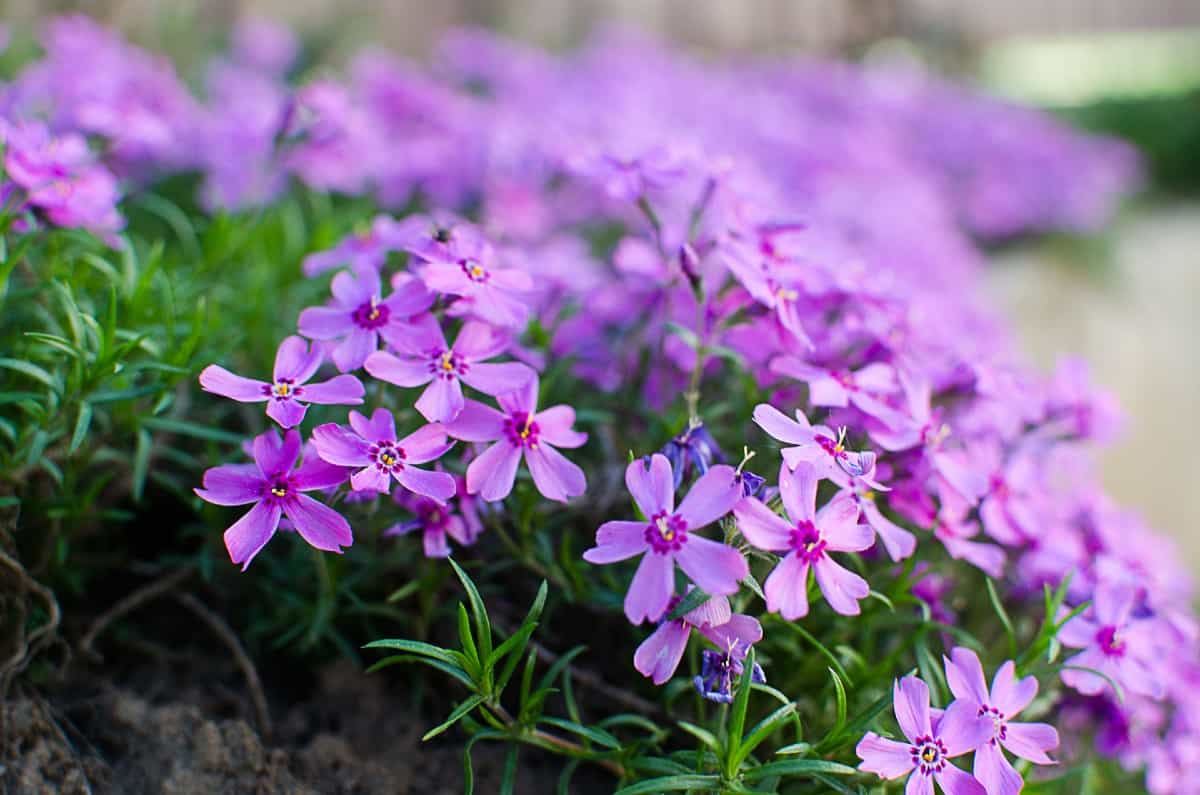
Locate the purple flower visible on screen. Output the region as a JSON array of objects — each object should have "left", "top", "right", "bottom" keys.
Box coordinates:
[
  {"left": 841, "top": 482, "right": 916, "bottom": 562},
  {"left": 386, "top": 473, "right": 483, "bottom": 558},
  {"left": 195, "top": 428, "right": 353, "bottom": 570},
  {"left": 720, "top": 237, "right": 812, "bottom": 348},
  {"left": 734, "top": 462, "right": 873, "bottom": 619},
  {"left": 410, "top": 233, "right": 533, "bottom": 329},
  {"left": 311, "top": 408, "right": 455, "bottom": 500},
  {"left": 659, "top": 420, "right": 725, "bottom": 489},
  {"left": 633, "top": 591, "right": 762, "bottom": 685},
  {"left": 752, "top": 403, "right": 884, "bottom": 490},
  {"left": 1059, "top": 582, "right": 1164, "bottom": 700},
  {"left": 856, "top": 676, "right": 991, "bottom": 795},
  {"left": 363, "top": 315, "right": 534, "bottom": 423},
  {"left": 943, "top": 647, "right": 1059, "bottom": 795},
  {"left": 199, "top": 336, "right": 365, "bottom": 428},
  {"left": 582, "top": 454, "right": 748, "bottom": 624},
  {"left": 771, "top": 356, "right": 909, "bottom": 430},
  {"left": 444, "top": 379, "right": 587, "bottom": 503},
  {"left": 302, "top": 215, "right": 413, "bottom": 277},
  {"left": 694, "top": 645, "right": 766, "bottom": 704},
  {"left": 297, "top": 269, "right": 433, "bottom": 372}
]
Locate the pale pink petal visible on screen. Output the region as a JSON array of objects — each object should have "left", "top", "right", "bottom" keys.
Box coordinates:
[
  {"left": 196, "top": 464, "right": 262, "bottom": 506},
  {"left": 583, "top": 521, "right": 648, "bottom": 564},
  {"left": 700, "top": 614, "right": 763, "bottom": 649},
  {"left": 331, "top": 268, "right": 377, "bottom": 307},
  {"left": 224, "top": 501, "right": 281, "bottom": 570},
  {"left": 532, "top": 405, "right": 586, "bottom": 448},
  {"left": 732, "top": 497, "right": 792, "bottom": 552},
  {"left": 753, "top": 403, "right": 814, "bottom": 445},
  {"left": 938, "top": 698, "right": 993, "bottom": 756},
  {"left": 291, "top": 457, "right": 350, "bottom": 491},
  {"left": 466, "top": 441, "right": 522, "bottom": 501},
  {"left": 894, "top": 676, "right": 932, "bottom": 743},
  {"left": 266, "top": 398, "right": 307, "bottom": 428},
  {"left": 461, "top": 361, "right": 535, "bottom": 398},
  {"left": 633, "top": 621, "right": 690, "bottom": 685},
  {"left": 626, "top": 454, "right": 675, "bottom": 517},
  {"left": 253, "top": 429, "right": 301, "bottom": 476},
  {"left": 444, "top": 400, "right": 506, "bottom": 442},
  {"left": 905, "top": 773, "right": 934, "bottom": 795},
  {"left": 363, "top": 350, "right": 433, "bottom": 387},
  {"left": 990, "top": 660, "right": 1038, "bottom": 717},
  {"left": 415, "top": 376, "right": 464, "bottom": 423},
  {"left": 933, "top": 764, "right": 986, "bottom": 795},
  {"left": 764, "top": 553, "right": 810, "bottom": 620},
  {"left": 497, "top": 377, "right": 538, "bottom": 415},
  {"left": 364, "top": 407, "right": 397, "bottom": 442},
  {"left": 199, "top": 365, "right": 268, "bottom": 402},
  {"left": 676, "top": 465, "right": 740, "bottom": 530},
  {"left": 624, "top": 551, "right": 675, "bottom": 625},
  {"left": 682, "top": 594, "right": 732, "bottom": 628},
  {"left": 974, "top": 741, "right": 1023, "bottom": 795},
  {"left": 862, "top": 498, "right": 916, "bottom": 561},
  {"left": 311, "top": 423, "right": 372, "bottom": 467},
  {"left": 944, "top": 647, "right": 991, "bottom": 707},
  {"left": 398, "top": 423, "right": 452, "bottom": 464},
  {"left": 526, "top": 444, "right": 586, "bottom": 502},
  {"left": 813, "top": 556, "right": 869, "bottom": 615},
  {"left": 301, "top": 374, "right": 365, "bottom": 405},
  {"left": 674, "top": 536, "right": 747, "bottom": 596},
  {"left": 274, "top": 335, "right": 323, "bottom": 382},
  {"left": 820, "top": 499, "right": 871, "bottom": 551},
  {"left": 421, "top": 262, "right": 472, "bottom": 295},
  {"left": 454, "top": 320, "right": 510, "bottom": 360},
  {"left": 395, "top": 466, "right": 457, "bottom": 501},
  {"left": 779, "top": 461, "right": 818, "bottom": 524},
  {"left": 351, "top": 466, "right": 391, "bottom": 494},
  {"left": 332, "top": 327, "right": 378, "bottom": 372},
  {"left": 855, "top": 733, "right": 913, "bottom": 780},
  {"left": 1001, "top": 721, "right": 1059, "bottom": 765},
  {"left": 297, "top": 305, "right": 355, "bottom": 339}
]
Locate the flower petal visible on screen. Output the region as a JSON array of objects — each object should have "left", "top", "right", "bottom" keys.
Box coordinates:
[
  {"left": 224, "top": 501, "right": 281, "bottom": 571},
  {"left": 196, "top": 464, "right": 263, "bottom": 506},
  {"left": 300, "top": 375, "right": 364, "bottom": 406},
  {"left": 297, "top": 305, "right": 355, "bottom": 340},
  {"left": 813, "top": 556, "right": 869, "bottom": 615},
  {"left": 466, "top": 441, "right": 522, "bottom": 501},
  {"left": 533, "top": 405, "right": 586, "bottom": 448},
  {"left": 855, "top": 733, "right": 913, "bottom": 780},
  {"left": 944, "top": 647, "right": 991, "bottom": 708},
  {"left": 779, "top": 461, "right": 818, "bottom": 525},
  {"left": 395, "top": 466, "right": 457, "bottom": 501},
  {"left": 526, "top": 443, "right": 586, "bottom": 502},
  {"left": 753, "top": 403, "right": 814, "bottom": 445},
  {"left": 311, "top": 423, "right": 372, "bottom": 467},
  {"left": 624, "top": 551, "right": 674, "bottom": 625},
  {"left": 894, "top": 676, "right": 932, "bottom": 743},
  {"left": 444, "top": 400, "right": 506, "bottom": 442},
  {"left": 676, "top": 464, "right": 740, "bottom": 530},
  {"left": 398, "top": 423, "right": 453, "bottom": 464},
  {"left": 283, "top": 494, "right": 353, "bottom": 552},
  {"left": 733, "top": 497, "right": 792, "bottom": 552},
  {"left": 364, "top": 350, "right": 434, "bottom": 387},
  {"left": 990, "top": 660, "right": 1038, "bottom": 718},
  {"left": 938, "top": 698, "right": 993, "bottom": 757},
  {"left": 633, "top": 621, "right": 690, "bottom": 685},
  {"left": 254, "top": 428, "right": 301, "bottom": 477},
  {"left": 1001, "top": 721, "right": 1059, "bottom": 765},
  {"left": 415, "top": 376, "right": 464, "bottom": 423},
  {"left": 461, "top": 361, "right": 535, "bottom": 398},
  {"left": 332, "top": 327, "right": 378, "bottom": 372},
  {"left": 764, "top": 553, "right": 810, "bottom": 620},
  {"left": 351, "top": 466, "right": 391, "bottom": 494},
  {"left": 675, "top": 536, "right": 747, "bottom": 597},
  {"left": 274, "top": 335, "right": 323, "bottom": 382},
  {"left": 932, "top": 764, "right": 986, "bottom": 795},
  {"left": 266, "top": 398, "right": 307, "bottom": 428},
  {"left": 291, "top": 457, "right": 350, "bottom": 492},
  {"left": 584, "top": 521, "right": 648, "bottom": 564},
  {"left": 199, "top": 365, "right": 268, "bottom": 402},
  {"left": 454, "top": 320, "right": 510, "bottom": 360},
  {"left": 974, "top": 741, "right": 1023, "bottom": 795},
  {"left": 626, "top": 454, "right": 675, "bottom": 517}
]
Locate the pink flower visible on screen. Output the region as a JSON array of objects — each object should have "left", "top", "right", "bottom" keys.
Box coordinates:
[
  {"left": 752, "top": 403, "right": 884, "bottom": 489},
  {"left": 1059, "top": 581, "right": 1164, "bottom": 700},
  {"left": 734, "top": 462, "right": 873, "bottom": 619},
  {"left": 633, "top": 591, "right": 762, "bottom": 685},
  {"left": 199, "top": 336, "right": 364, "bottom": 428},
  {"left": 195, "top": 428, "right": 353, "bottom": 570},
  {"left": 386, "top": 474, "right": 484, "bottom": 558},
  {"left": 409, "top": 229, "right": 532, "bottom": 329},
  {"left": 444, "top": 378, "right": 586, "bottom": 503},
  {"left": 582, "top": 454, "right": 748, "bottom": 625}
]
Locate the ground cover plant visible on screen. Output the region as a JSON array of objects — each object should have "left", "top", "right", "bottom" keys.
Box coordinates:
[{"left": 1, "top": 14, "right": 1194, "bottom": 794}]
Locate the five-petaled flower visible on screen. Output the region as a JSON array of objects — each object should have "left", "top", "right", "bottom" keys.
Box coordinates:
[
  {"left": 734, "top": 461, "right": 874, "bottom": 619},
  {"left": 364, "top": 314, "right": 534, "bottom": 422},
  {"left": 943, "top": 647, "right": 1059, "bottom": 795},
  {"left": 582, "top": 453, "right": 748, "bottom": 625},
  {"left": 445, "top": 378, "right": 587, "bottom": 503},
  {"left": 297, "top": 269, "right": 433, "bottom": 372},
  {"left": 753, "top": 403, "right": 884, "bottom": 489},
  {"left": 386, "top": 473, "right": 484, "bottom": 558},
  {"left": 1058, "top": 581, "right": 1164, "bottom": 700},
  {"left": 856, "top": 676, "right": 991, "bottom": 795},
  {"left": 633, "top": 590, "right": 763, "bottom": 685},
  {"left": 195, "top": 428, "right": 353, "bottom": 569},
  {"left": 199, "top": 335, "right": 364, "bottom": 428},
  {"left": 311, "top": 408, "right": 456, "bottom": 500}
]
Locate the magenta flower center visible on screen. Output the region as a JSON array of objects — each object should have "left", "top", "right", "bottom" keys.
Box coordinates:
[
  {"left": 460, "top": 259, "right": 490, "bottom": 282},
  {"left": 910, "top": 736, "right": 947, "bottom": 774},
  {"left": 815, "top": 434, "right": 847, "bottom": 460},
  {"left": 370, "top": 441, "right": 407, "bottom": 473},
  {"left": 429, "top": 349, "right": 467, "bottom": 380},
  {"left": 264, "top": 378, "right": 304, "bottom": 401},
  {"left": 416, "top": 499, "right": 450, "bottom": 530},
  {"left": 979, "top": 704, "right": 1008, "bottom": 744},
  {"left": 503, "top": 411, "right": 540, "bottom": 449},
  {"left": 645, "top": 511, "right": 688, "bottom": 554},
  {"left": 1097, "top": 625, "right": 1126, "bottom": 657},
  {"left": 263, "top": 476, "right": 294, "bottom": 505},
  {"left": 789, "top": 519, "right": 826, "bottom": 563},
  {"left": 352, "top": 298, "right": 390, "bottom": 330}
]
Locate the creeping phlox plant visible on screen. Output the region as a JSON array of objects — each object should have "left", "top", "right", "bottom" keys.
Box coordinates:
[{"left": 0, "top": 13, "right": 1192, "bottom": 795}]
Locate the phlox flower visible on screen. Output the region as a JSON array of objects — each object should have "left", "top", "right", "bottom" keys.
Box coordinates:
[
  {"left": 199, "top": 335, "right": 364, "bottom": 428},
  {"left": 311, "top": 408, "right": 456, "bottom": 500},
  {"left": 695, "top": 645, "right": 766, "bottom": 704},
  {"left": 659, "top": 420, "right": 725, "bottom": 489},
  {"left": 934, "top": 507, "right": 1006, "bottom": 579},
  {"left": 720, "top": 237, "right": 812, "bottom": 348},
  {"left": 363, "top": 315, "right": 534, "bottom": 423},
  {"left": 771, "top": 356, "right": 908, "bottom": 429},
  {"left": 752, "top": 403, "right": 884, "bottom": 489},
  {"left": 1059, "top": 581, "right": 1164, "bottom": 700},
  {"left": 734, "top": 462, "right": 873, "bottom": 619},
  {"left": 582, "top": 454, "right": 748, "bottom": 625},
  {"left": 856, "top": 676, "right": 991, "bottom": 795},
  {"left": 386, "top": 473, "right": 483, "bottom": 558},
  {"left": 445, "top": 378, "right": 587, "bottom": 503},
  {"left": 302, "top": 215, "right": 413, "bottom": 276},
  {"left": 195, "top": 428, "right": 353, "bottom": 570},
  {"left": 840, "top": 479, "right": 916, "bottom": 562},
  {"left": 633, "top": 590, "right": 762, "bottom": 685},
  {"left": 297, "top": 269, "right": 433, "bottom": 372},
  {"left": 409, "top": 229, "right": 532, "bottom": 329},
  {"left": 943, "top": 647, "right": 1059, "bottom": 795}
]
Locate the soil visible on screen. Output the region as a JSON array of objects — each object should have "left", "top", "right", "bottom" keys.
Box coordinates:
[{"left": 3, "top": 651, "right": 613, "bottom": 795}]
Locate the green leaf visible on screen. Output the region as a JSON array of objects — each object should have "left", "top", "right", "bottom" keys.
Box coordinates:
[
  {"left": 362, "top": 654, "right": 476, "bottom": 690},
  {"left": 462, "top": 729, "right": 507, "bottom": 795},
  {"left": 783, "top": 621, "right": 853, "bottom": 685},
  {"left": 539, "top": 717, "right": 620, "bottom": 750},
  {"left": 363, "top": 638, "right": 467, "bottom": 668},
  {"left": 141, "top": 416, "right": 245, "bottom": 444},
  {"left": 666, "top": 586, "right": 710, "bottom": 622},
  {"left": 449, "top": 558, "right": 493, "bottom": 663},
  {"left": 422, "top": 694, "right": 486, "bottom": 741},
  {"left": 68, "top": 402, "right": 93, "bottom": 454},
  {"left": 131, "top": 428, "right": 152, "bottom": 502},
  {"left": 614, "top": 774, "right": 721, "bottom": 794},
  {"left": 458, "top": 602, "right": 481, "bottom": 672},
  {"left": 725, "top": 647, "right": 757, "bottom": 775},
  {"left": 828, "top": 667, "right": 848, "bottom": 741},
  {"left": 677, "top": 721, "right": 722, "bottom": 754},
  {"left": 0, "top": 358, "right": 57, "bottom": 390},
  {"left": 488, "top": 580, "right": 547, "bottom": 670},
  {"left": 734, "top": 702, "right": 798, "bottom": 769},
  {"left": 500, "top": 745, "right": 519, "bottom": 795},
  {"left": 741, "top": 759, "right": 857, "bottom": 782}
]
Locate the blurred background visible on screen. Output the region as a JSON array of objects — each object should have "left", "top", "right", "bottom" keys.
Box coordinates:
[{"left": 5, "top": 0, "right": 1198, "bottom": 568}]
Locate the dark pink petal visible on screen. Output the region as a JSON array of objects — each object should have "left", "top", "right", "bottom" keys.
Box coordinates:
[
  {"left": 861, "top": 498, "right": 916, "bottom": 561},
  {"left": 363, "top": 407, "right": 397, "bottom": 443},
  {"left": 583, "top": 521, "right": 646, "bottom": 564},
  {"left": 944, "top": 647, "right": 990, "bottom": 707},
  {"left": 331, "top": 268, "right": 377, "bottom": 308},
  {"left": 311, "top": 423, "right": 372, "bottom": 467},
  {"left": 415, "top": 377, "right": 464, "bottom": 423},
  {"left": 292, "top": 456, "right": 350, "bottom": 492},
  {"left": 195, "top": 464, "right": 263, "bottom": 506},
  {"left": 933, "top": 764, "right": 986, "bottom": 795},
  {"left": 732, "top": 496, "right": 792, "bottom": 552},
  {"left": 332, "top": 327, "right": 378, "bottom": 372},
  {"left": 682, "top": 594, "right": 732, "bottom": 628},
  {"left": 526, "top": 444, "right": 586, "bottom": 502},
  {"left": 301, "top": 374, "right": 365, "bottom": 405},
  {"left": 894, "top": 676, "right": 932, "bottom": 743},
  {"left": 462, "top": 361, "right": 535, "bottom": 398},
  {"left": 990, "top": 660, "right": 1037, "bottom": 717},
  {"left": 1001, "top": 721, "right": 1059, "bottom": 765},
  {"left": 752, "top": 403, "right": 814, "bottom": 445},
  {"left": 855, "top": 732, "right": 913, "bottom": 780},
  {"left": 532, "top": 405, "right": 586, "bottom": 448},
  {"left": 814, "top": 556, "right": 870, "bottom": 615},
  {"left": 676, "top": 465, "right": 740, "bottom": 530},
  {"left": 274, "top": 335, "right": 323, "bottom": 383},
  {"left": 938, "top": 698, "right": 993, "bottom": 756},
  {"left": 497, "top": 378, "right": 538, "bottom": 415},
  {"left": 779, "top": 461, "right": 818, "bottom": 524},
  {"left": 399, "top": 423, "right": 453, "bottom": 464},
  {"left": 423, "top": 528, "right": 451, "bottom": 558},
  {"left": 364, "top": 350, "right": 433, "bottom": 387},
  {"left": 254, "top": 428, "right": 301, "bottom": 477},
  {"left": 466, "top": 441, "right": 522, "bottom": 501},
  {"left": 266, "top": 398, "right": 307, "bottom": 428},
  {"left": 297, "top": 305, "right": 355, "bottom": 339},
  {"left": 283, "top": 494, "right": 353, "bottom": 552},
  {"left": 224, "top": 501, "right": 282, "bottom": 571},
  {"left": 395, "top": 466, "right": 457, "bottom": 501},
  {"left": 382, "top": 274, "right": 434, "bottom": 316},
  {"left": 626, "top": 454, "right": 675, "bottom": 517},
  {"left": 764, "top": 553, "right": 810, "bottom": 620},
  {"left": 624, "top": 550, "right": 674, "bottom": 625},
  {"left": 351, "top": 466, "right": 391, "bottom": 494},
  {"left": 633, "top": 620, "right": 691, "bottom": 685},
  {"left": 199, "top": 365, "right": 268, "bottom": 402},
  {"left": 454, "top": 320, "right": 510, "bottom": 360},
  {"left": 444, "top": 400, "right": 506, "bottom": 442},
  {"left": 675, "top": 536, "right": 747, "bottom": 596},
  {"left": 974, "top": 741, "right": 1023, "bottom": 795}
]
